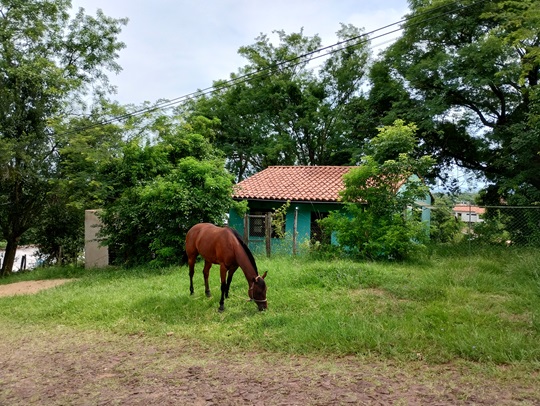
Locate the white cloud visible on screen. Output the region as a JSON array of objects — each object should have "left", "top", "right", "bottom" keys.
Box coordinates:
[{"left": 71, "top": 0, "right": 409, "bottom": 105}]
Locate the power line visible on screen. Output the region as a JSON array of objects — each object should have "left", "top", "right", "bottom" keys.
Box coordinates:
[{"left": 61, "top": 0, "right": 491, "bottom": 136}]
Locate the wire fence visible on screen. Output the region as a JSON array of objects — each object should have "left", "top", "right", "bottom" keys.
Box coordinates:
[
  {"left": 453, "top": 205, "right": 540, "bottom": 247},
  {"left": 243, "top": 205, "right": 540, "bottom": 258}
]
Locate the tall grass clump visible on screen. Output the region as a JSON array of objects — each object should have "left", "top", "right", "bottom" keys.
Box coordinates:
[{"left": 1, "top": 246, "right": 539, "bottom": 365}]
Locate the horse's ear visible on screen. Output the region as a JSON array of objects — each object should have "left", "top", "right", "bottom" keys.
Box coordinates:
[{"left": 261, "top": 271, "right": 267, "bottom": 279}]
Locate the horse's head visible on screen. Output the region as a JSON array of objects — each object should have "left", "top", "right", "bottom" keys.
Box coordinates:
[{"left": 249, "top": 271, "right": 268, "bottom": 311}]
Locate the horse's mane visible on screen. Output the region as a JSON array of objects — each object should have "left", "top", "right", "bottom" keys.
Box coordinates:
[{"left": 227, "top": 227, "right": 258, "bottom": 275}]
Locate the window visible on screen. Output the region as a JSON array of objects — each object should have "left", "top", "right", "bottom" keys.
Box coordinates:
[
  {"left": 248, "top": 211, "right": 285, "bottom": 238},
  {"left": 249, "top": 212, "right": 266, "bottom": 238},
  {"left": 311, "top": 212, "right": 330, "bottom": 244}
]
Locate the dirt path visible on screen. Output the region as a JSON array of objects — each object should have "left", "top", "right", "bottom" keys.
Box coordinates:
[
  {"left": 2, "top": 329, "right": 538, "bottom": 405},
  {"left": 0, "top": 281, "right": 539, "bottom": 405},
  {"left": 0, "top": 279, "right": 73, "bottom": 297}
]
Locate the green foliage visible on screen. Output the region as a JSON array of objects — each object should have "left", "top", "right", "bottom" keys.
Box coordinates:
[
  {"left": 24, "top": 199, "right": 83, "bottom": 265},
  {"left": 473, "top": 207, "right": 540, "bottom": 247},
  {"left": 429, "top": 195, "right": 463, "bottom": 243},
  {"left": 367, "top": 119, "right": 417, "bottom": 163},
  {"left": 321, "top": 121, "right": 434, "bottom": 260},
  {"left": 372, "top": 0, "right": 540, "bottom": 204},
  {"left": 21, "top": 101, "right": 128, "bottom": 264},
  {"left": 271, "top": 200, "right": 290, "bottom": 239},
  {"left": 472, "top": 216, "right": 512, "bottom": 245},
  {"left": 230, "top": 200, "right": 249, "bottom": 223},
  {"left": 322, "top": 204, "right": 429, "bottom": 260},
  {"left": 98, "top": 120, "right": 235, "bottom": 266},
  {"left": 0, "top": 0, "right": 126, "bottom": 274},
  {"left": 185, "top": 25, "right": 371, "bottom": 180}
]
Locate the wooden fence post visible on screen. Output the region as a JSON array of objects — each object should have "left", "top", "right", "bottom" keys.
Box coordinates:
[
  {"left": 265, "top": 212, "right": 272, "bottom": 257},
  {"left": 293, "top": 206, "right": 298, "bottom": 256},
  {"left": 243, "top": 214, "right": 249, "bottom": 244}
]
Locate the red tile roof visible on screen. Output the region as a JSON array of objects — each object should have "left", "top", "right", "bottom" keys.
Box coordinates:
[
  {"left": 232, "top": 166, "right": 355, "bottom": 202},
  {"left": 453, "top": 204, "right": 486, "bottom": 215}
]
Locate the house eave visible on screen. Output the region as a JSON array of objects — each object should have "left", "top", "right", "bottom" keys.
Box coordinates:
[{"left": 232, "top": 197, "right": 343, "bottom": 205}]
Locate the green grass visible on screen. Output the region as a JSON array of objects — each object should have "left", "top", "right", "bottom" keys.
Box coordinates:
[{"left": 1, "top": 246, "right": 539, "bottom": 365}]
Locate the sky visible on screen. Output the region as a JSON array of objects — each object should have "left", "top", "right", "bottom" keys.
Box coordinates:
[{"left": 70, "top": 0, "right": 410, "bottom": 106}]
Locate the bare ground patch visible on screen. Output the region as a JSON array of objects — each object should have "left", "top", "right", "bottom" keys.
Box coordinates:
[
  {"left": 0, "top": 326, "right": 539, "bottom": 405},
  {"left": 0, "top": 279, "right": 74, "bottom": 297}
]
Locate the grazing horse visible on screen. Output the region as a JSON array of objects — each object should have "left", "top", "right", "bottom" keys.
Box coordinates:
[{"left": 185, "top": 223, "right": 267, "bottom": 311}]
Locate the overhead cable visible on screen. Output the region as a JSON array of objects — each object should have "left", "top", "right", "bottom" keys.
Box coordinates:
[{"left": 61, "top": 0, "right": 491, "bottom": 135}]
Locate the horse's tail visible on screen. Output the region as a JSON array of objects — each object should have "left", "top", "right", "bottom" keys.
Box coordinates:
[
  {"left": 228, "top": 227, "right": 258, "bottom": 274},
  {"left": 180, "top": 249, "right": 188, "bottom": 266}
]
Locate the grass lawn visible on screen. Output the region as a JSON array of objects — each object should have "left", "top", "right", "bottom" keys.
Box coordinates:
[{"left": 1, "top": 245, "right": 539, "bottom": 366}]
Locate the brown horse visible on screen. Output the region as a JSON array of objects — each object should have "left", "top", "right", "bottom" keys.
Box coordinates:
[{"left": 185, "top": 223, "right": 267, "bottom": 312}]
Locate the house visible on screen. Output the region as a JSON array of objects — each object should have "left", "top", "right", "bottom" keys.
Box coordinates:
[
  {"left": 453, "top": 204, "right": 485, "bottom": 224},
  {"left": 228, "top": 165, "right": 432, "bottom": 255}
]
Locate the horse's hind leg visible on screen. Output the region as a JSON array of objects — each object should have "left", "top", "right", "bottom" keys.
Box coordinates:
[
  {"left": 188, "top": 254, "right": 196, "bottom": 295},
  {"left": 203, "top": 261, "right": 212, "bottom": 297}
]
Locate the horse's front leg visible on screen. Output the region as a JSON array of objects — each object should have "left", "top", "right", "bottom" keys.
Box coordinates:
[
  {"left": 218, "top": 264, "right": 228, "bottom": 312},
  {"left": 202, "top": 261, "right": 212, "bottom": 297},
  {"left": 225, "top": 266, "right": 238, "bottom": 298}
]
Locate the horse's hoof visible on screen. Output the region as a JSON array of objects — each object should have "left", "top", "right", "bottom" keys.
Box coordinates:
[
  {"left": 190, "top": 291, "right": 194, "bottom": 296},
  {"left": 205, "top": 291, "right": 212, "bottom": 298},
  {"left": 218, "top": 306, "right": 225, "bottom": 312}
]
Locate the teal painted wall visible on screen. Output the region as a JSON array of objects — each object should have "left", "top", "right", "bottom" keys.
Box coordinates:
[{"left": 229, "top": 201, "right": 341, "bottom": 255}]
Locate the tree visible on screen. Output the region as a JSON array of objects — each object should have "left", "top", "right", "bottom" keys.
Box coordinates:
[
  {"left": 24, "top": 100, "right": 128, "bottom": 265},
  {"left": 369, "top": 0, "right": 540, "bottom": 204},
  {"left": 429, "top": 194, "right": 463, "bottom": 244},
  {"left": 0, "top": 0, "right": 127, "bottom": 275},
  {"left": 320, "top": 120, "right": 435, "bottom": 260},
  {"left": 186, "top": 25, "right": 371, "bottom": 180},
  {"left": 98, "top": 114, "right": 235, "bottom": 266}
]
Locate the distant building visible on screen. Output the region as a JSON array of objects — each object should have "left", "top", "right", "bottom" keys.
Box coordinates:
[{"left": 453, "top": 204, "right": 485, "bottom": 223}]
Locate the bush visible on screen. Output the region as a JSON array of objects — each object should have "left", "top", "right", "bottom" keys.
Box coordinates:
[
  {"left": 320, "top": 120, "right": 434, "bottom": 261},
  {"left": 100, "top": 158, "right": 234, "bottom": 266},
  {"left": 98, "top": 119, "right": 235, "bottom": 267},
  {"left": 321, "top": 206, "right": 429, "bottom": 260}
]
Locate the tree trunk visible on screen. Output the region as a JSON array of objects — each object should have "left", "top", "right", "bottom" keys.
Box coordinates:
[
  {"left": 57, "top": 246, "right": 63, "bottom": 265},
  {"left": 1, "top": 237, "right": 20, "bottom": 276}
]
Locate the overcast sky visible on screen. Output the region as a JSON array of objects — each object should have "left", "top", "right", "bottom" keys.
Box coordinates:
[{"left": 70, "top": 0, "right": 410, "bottom": 106}]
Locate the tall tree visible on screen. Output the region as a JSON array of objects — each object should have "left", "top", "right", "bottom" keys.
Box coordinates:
[
  {"left": 186, "top": 25, "right": 371, "bottom": 181},
  {"left": 0, "top": 0, "right": 127, "bottom": 275},
  {"left": 25, "top": 100, "right": 127, "bottom": 265},
  {"left": 369, "top": 0, "right": 540, "bottom": 203},
  {"left": 97, "top": 114, "right": 235, "bottom": 266}
]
